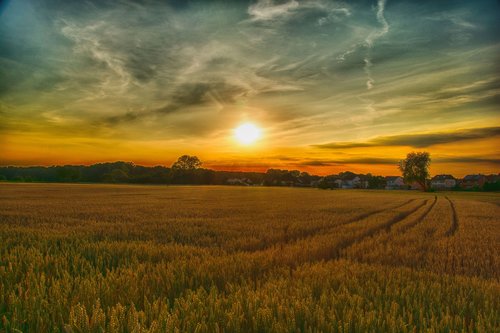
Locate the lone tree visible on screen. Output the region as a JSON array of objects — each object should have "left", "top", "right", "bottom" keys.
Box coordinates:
[
  {"left": 398, "top": 152, "right": 431, "bottom": 191},
  {"left": 171, "top": 155, "right": 202, "bottom": 170}
]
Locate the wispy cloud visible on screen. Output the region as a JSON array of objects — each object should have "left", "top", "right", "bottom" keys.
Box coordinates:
[
  {"left": 314, "top": 127, "right": 500, "bottom": 149},
  {"left": 364, "top": 0, "right": 389, "bottom": 90},
  {"left": 60, "top": 20, "right": 133, "bottom": 95},
  {"left": 436, "top": 157, "right": 500, "bottom": 164},
  {"left": 247, "top": 0, "right": 350, "bottom": 24},
  {"left": 248, "top": 0, "right": 300, "bottom": 21},
  {"left": 297, "top": 156, "right": 500, "bottom": 167},
  {"left": 297, "top": 157, "right": 398, "bottom": 166}
]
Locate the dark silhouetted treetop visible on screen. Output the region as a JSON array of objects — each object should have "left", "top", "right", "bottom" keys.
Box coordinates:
[
  {"left": 171, "top": 155, "right": 202, "bottom": 170},
  {"left": 398, "top": 151, "right": 431, "bottom": 191}
]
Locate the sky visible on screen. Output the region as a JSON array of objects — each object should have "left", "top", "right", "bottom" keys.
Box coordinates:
[{"left": 0, "top": 0, "right": 499, "bottom": 176}]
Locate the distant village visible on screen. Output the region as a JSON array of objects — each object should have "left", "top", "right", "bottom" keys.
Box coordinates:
[
  {"left": 227, "top": 172, "right": 500, "bottom": 191},
  {"left": 0, "top": 162, "right": 499, "bottom": 192}
]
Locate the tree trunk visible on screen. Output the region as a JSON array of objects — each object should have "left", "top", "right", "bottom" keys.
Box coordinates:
[{"left": 419, "top": 180, "right": 427, "bottom": 191}]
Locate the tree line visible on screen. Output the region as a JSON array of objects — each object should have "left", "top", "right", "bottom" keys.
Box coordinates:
[
  {"left": 1, "top": 153, "right": 497, "bottom": 191},
  {"left": 0, "top": 155, "right": 383, "bottom": 188},
  {"left": 0, "top": 158, "right": 255, "bottom": 186}
]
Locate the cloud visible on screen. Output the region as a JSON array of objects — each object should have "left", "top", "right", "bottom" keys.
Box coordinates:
[
  {"left": 425, "top": 11, "right": 480, "bottom": 31},
  {"left": 314, "top": 127, "right": 500, "bottom": 149},
  {"left": 60, "top": 20, "right": 132, "bottom": 94},
  {"left": 103, "top": 81, "right": 245, "bottom": 124},
  {"left": 247, "top": 0, "right": 351, "bottom": 25},
  {"left": 296, "top": 157, "right": 399, "bottom": 166},
  {"left": 297, "top": 156, "right": 500, "bottom": 167},
  {"left": 248, "top": 0, "right": 299, "bottom": 21},
  {"left": 364, "top": 0, "right": 389, "bottom": 90},
  {"left": 435, "top": 157, "right": 500, "bottom": 164},
  {"left": 298, "top": 160, "right": 340, "bottom": 166}
]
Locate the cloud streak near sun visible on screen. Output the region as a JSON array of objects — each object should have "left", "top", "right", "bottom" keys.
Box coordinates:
[{"left": 0, "top": 0, "right": 499, "bottom": 175}]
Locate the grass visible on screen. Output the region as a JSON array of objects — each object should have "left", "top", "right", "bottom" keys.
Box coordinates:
[{"left": 0, "top": 183, "right": 499, "bottom": 332}]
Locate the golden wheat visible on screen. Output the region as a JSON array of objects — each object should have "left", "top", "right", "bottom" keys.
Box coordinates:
[{"left": 0, "top": 183, "right": 498, "bottom": 332}]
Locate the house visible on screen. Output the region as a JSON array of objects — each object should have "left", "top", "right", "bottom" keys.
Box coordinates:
[
  {"left": 486, "top": 174, "right": 500, "bottom": 184},
  {"left": 357, "top": 176, "right": 370, "bottom": 189},
  {"left": 460, "top": 174, "right": 486, "bottom": 189},
  {"left": 430, "top": 175, "right": 456, "bottom": 190},
  {"left": 341, "top": 175, "right": 360, "bottom": 189},
  {"left": 385, "top": 176, "right": 405, "bottom": 190},
  {"left": 310, "top": 180, "right": 321, "bottom": 187},
  {"left": 316, "top": 175, "right": 342, "bottom": 189}
]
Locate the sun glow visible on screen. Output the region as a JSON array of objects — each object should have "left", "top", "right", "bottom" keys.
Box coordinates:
[{"left": 234, "top": 123, "right": 261, "bottom": 145}]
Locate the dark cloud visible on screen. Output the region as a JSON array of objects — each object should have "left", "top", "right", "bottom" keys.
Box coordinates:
[
  {"left": 104, "top": 81, "right": 245, "bottom": 124},
  {"left": 298, "top": 160, "right": 338, "bottom": 167},
  {"left": 296, "top": 157, "right": 399, "bottom": 166},
  {"left": 435, "top": 157, "right": 500, "bottom": 165},
  {"left": 297, "top": 156, "right": 500, "bottom": 167},
  {"left": 314, "top": 127, "right": 500, "bottom": 149}
]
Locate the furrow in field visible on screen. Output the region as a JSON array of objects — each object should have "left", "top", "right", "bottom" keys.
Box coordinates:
[
  {"left": 444, "top": 197, "right": 459, "bottom": 237},
  {"left": 262, "top": 199, "right": 429, "bottom": 267},
  {"left": 342, "top": 198, "right": 417, "bottom": 226},
  {"left": 397, "top": 196, "right": 437, "bottom": 234},
  {"left": 320, "top": 199, "right": 429, "bottom": 261},
  {"left": 355, "top": 200, "right": 426, "bottom": 237},
  {"left": 258, "top": 198, "right": 418, "bottom": 251},
  {"left": 341, "top": 197, "right": 453, "bottom": 272}
]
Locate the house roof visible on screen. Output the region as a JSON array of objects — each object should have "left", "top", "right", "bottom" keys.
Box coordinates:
[
  {"left": 463, "top": 174, "right": 485, "bottom": 181},
  {"left": 339, "top": 173, "right": 359, "bottom": 181},
  {"left": 431, "top": 174, "right": 455, "bottom": 181},
  {"left": 486, "top": 174, "right": 500, "bottom": 182},
  {"left": 385, "top": 176, "right": 402, "bottom": 181}
]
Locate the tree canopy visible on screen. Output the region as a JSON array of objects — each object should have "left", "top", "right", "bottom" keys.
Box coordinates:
[
  {"left": 398, "top": 152, "right": 431, "bottom": 191},
  {"left": 171, "top": 155, "right": 202, "bottom": 170}
]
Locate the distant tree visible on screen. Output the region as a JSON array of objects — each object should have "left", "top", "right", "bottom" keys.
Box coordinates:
[
  {"left": 298, "top": 172, "right": 312, "bottom": 185},
  {"left": 398, "top": 152, "right": 431, "bottom": 191},
  {"left": 483, "top": 181, "right": 500, "bottom": 192},
  {"left": 263, "top": 169, "right": 283, "bottom": 186},
  {"left": 56, "top": 166, "right": 81, "bottom": 182},
  {"left": 317, "top": 175, "right": 340, "bottom": 189},
  {"left": 366, "top": 173, "right": 386, "bottom": 189},
  {"left": 171, "top": 155, "right": 202, "bottom": 170},
  {"left": 104, "top": 169, "right": 129, "bottom": 183},
  {"left": 339, "top": 171, "right": 357, "bottom": 180}
]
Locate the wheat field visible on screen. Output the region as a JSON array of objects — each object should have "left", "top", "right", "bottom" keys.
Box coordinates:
[{"left": 0, "top": 183, "right": 499, "bottom": 332}]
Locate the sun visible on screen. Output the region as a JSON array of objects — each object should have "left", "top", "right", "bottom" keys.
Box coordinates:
[{"left": 234, "top": 122, "right": 261, "bottom": 145}]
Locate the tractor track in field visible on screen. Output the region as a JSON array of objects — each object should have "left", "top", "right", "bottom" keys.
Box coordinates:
[
  {"left": 240, "top": 199, "right": 430, "bottom": 274},
  {"left": 280, "top": 199, "right": 418, "bottom": 246},
  {"left": 444, "top": 196, "right": 459, "bottom": 237},
  {"left": 342, "top": 199, "right": 418, "bottom": 226},
  {"left": 330, "top": 199, "right": 429, "bottom": 259},
  {"left": 374, "top": 199, "right": 428, "bottom": 233},
  {"left": 398, "top": 196, "right": 437, "bottom": 234}
]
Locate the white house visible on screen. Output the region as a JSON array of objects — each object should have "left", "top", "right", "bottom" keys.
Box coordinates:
[
  {"left": 430, "top": 175, "right": 456, "bottom": 190},
  {"left": 341, "top": 176, "right": 360, "bottom": 189}
]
